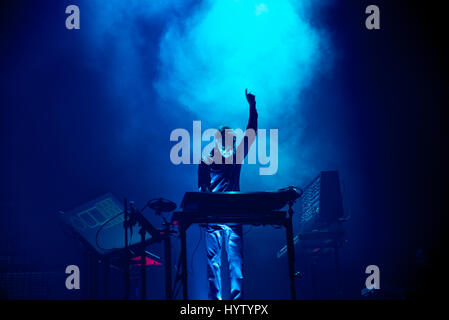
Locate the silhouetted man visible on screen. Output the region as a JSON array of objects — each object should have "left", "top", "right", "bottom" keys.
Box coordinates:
[{"left": 198, "top": 89, "right": 258, "bottom": 300}]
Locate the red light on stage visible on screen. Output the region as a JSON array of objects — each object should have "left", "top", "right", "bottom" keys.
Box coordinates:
[{"left": 131, "top": 256, "right": 162, "bottom": 266}]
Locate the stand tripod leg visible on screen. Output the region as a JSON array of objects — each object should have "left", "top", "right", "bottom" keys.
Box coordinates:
[
  {"left": 335, "top": 247, "right": 343, "bottom": 297},
  {"left": 180, "top": 225, "right": 188, "bottom": 300},
  {"left": 310, "top": 256, "right": 318, "bottom": 299},
  {"left": 82, "top": 250, "right": 89, "bottom": 299},
  {"left": 286, "top": 216, "right": 296, "bottom": 300},
  {"left": 123, "top": 251, "right": 130, "bottom": 300},
  {"left": 103, "top": 257, "right": 109, "bottom": 299},
  {"left": 87, "top": 252, "right": 99, "bottom": 299},
  {"left": 141, "top": 232, "right": 146, "bottom": 300},
  {"left": 165, "top": 228, "right": 173, "bottom": 300},
  {"left": 124, "top": 199, "right": 130, "bottom": 300}
]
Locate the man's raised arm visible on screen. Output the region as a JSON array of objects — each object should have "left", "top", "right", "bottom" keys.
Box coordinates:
[
  {"left": 236, "top": 89, "right": 258, "bottom": 163},
  {"left": 245, "top": 89, "right": 258, "bottom": 132}
]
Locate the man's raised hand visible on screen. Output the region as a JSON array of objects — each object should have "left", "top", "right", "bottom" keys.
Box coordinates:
[{"left": 245, "top": 88, "right": 256, "bottom": 106}]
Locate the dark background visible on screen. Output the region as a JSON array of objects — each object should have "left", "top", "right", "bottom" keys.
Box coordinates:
[{"left": 0, "top": 0, "right": 447, "bottom": 300}]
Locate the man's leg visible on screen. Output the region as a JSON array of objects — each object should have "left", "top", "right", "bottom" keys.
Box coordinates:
[
  {"left": 205, "top": 225, "right": 223, "bottom": 300},
  {"left": 225, "top": 225, "right": 244, "bottom": 300}
]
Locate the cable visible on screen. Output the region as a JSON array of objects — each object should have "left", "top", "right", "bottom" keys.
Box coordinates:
[
  {"left": 174, "top": 262, "right": 182, "bottom": 298},
  {"left": 173, "top": 244, "right": 184, "bottom": 299},
  {"left": 95, "top": 211, "right": 125, "bottom": 252},
  {"left": 189, "top": 225, "right": 203, "bottom": 275}
]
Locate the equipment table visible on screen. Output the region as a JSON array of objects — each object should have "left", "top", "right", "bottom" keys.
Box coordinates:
[{"left": 171, "top": 209, "right": 297, "bottom": 300}]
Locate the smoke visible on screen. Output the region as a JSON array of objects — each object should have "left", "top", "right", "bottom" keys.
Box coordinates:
[
  {"left": 84, "top": 0, "right": 335, "bottom": 188},
  {"left": 84, "top": 0, "right": 191, "bottom": 102},
  {"left": 155, "top": 0, "right": 331, "bottom": 129}
]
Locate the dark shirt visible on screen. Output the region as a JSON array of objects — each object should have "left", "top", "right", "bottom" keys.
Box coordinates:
[
  {"left": 198, "top": 104, "right": 258, "bottom": 193},
  {"left": 199, "top": 152, "right": 242, "bottom": 192}
]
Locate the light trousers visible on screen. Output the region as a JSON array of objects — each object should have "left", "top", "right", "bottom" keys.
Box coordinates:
[{"left": 205, "top": 224, "right": 243, "bottom": 300}]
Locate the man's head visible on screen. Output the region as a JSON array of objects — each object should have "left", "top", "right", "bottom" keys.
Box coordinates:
[{"left": 215, "top": 125, "right": 236, "bottom": 156}]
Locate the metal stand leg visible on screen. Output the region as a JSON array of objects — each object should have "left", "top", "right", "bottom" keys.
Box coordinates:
[
  {"left": 310, "top": 256, "right": 318, "bottom": 299},
  {"left": 82, "top": 251, "right": 89, "bottom": 299},
  {"left": 124, "top": 199, "right": 130, "bottom": 300},
  {"left": 286, "top": 215, "right": 296, "bottom": 300},
  {"left": 103, "top": 257, "right": 109, "bottom": 299},
  {"left": 165, "top": 225, "right": 173, "bottom": 300},
  {"left": 335, "top": 247, "right": 343, "bottom": 297},
  {"left": 89, "top": 252, "right": 99, "bottom": 299},
  {"left": 140, "top": 230, "right": 146, "bottom": 300},
  {"left": 180, "top": 224, "right": 188, "bottom": 300},
  {"left": 123, "top": 252, "right": 130, "bottom": 300}
]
